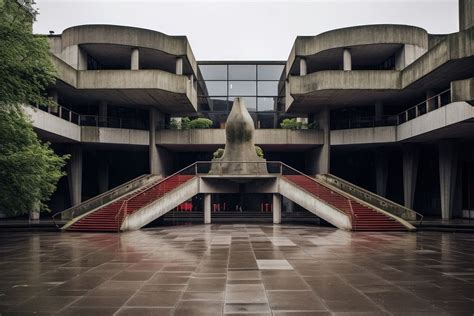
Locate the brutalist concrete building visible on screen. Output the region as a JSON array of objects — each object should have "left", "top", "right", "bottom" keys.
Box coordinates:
[{"left": 29, "top": 0, "right": 473, "bottom": 228}]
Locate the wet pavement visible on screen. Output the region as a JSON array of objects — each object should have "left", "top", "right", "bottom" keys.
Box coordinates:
[{"left": 0, "top": 224, "right": 474, "bottom": 315}]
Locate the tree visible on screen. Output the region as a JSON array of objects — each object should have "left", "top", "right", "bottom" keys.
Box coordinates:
[
  {"left": 0, "top": 108, "right": 68, "bottom": 216},
  {"left": 0, "top": 0, "right": 56, "bottom": 108},
  {"left": 0, "top": 0, "right": 68, "bottom": 216}
]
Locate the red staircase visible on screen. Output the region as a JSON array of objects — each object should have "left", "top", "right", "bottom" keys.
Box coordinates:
[
  {"left": 284, "top": 175, "right": 406, "bottom": 231},
  {"left": 66, "top": 175, "right": 195, "bottom": 232}
]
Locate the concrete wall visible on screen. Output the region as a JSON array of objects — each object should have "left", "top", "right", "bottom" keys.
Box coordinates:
[
  {"left": 81, "top": 127, "right": 149, "bottom": 146},
  {"left": 451, "top": 77, "right": 474, "bottom": 102},
  {"left": 156, "top": 129, "right": 324, "bottom": 146},
  {"left": 25, "top": 106, "right": 81, "bottom": 142},
  {"left": 459, "top": 0, "right": 474, "bottom": 31}
]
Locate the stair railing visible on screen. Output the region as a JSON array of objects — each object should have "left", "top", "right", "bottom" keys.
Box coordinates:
[
  {"left": 52, "top": 173, "right": 157, "bottom": 228},
  {"left": 317, "top": 174, "right": 423, "bottom": 225},
  {"left": 279, "top": 162, "right": 358, "bottom": 226},
  {"left": 111, "top": 164, "right": 198, "bottom": 231}
]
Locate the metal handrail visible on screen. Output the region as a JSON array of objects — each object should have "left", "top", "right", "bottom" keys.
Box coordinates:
[
  {"left": 318, "top": 173, "right": 424, "bottom": 225},
  {"left": 397, "top": 89, "right": 450, "bottom": 124},
  {"left": 52, "top": 173, "right": 155, "bottom": 228},
  {"left": 277, "top": 162, "right": 358, "bottom": 223}
]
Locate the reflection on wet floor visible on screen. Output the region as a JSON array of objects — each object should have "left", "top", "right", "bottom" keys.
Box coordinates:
[{"left": 1, "top": 224, "right": 474, "bottom": 315}]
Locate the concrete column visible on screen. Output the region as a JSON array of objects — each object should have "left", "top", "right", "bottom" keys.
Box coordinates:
[
  {"left": 204, "top": 194, "right": 211, "bottom": 224},
  {"left": 300, "top": 58, "right": 307, "bottom": 76},
  {"left": 29, "top": 201, "right": 40, "bottom": 221},
  {"left": 149, "top": 108, "right": 159, "bottom": 175},
  {"left": 426, "top": 90, "right": 437, "bottom": 112},
  {"left": 343, "top": 48, "right": 352, "bottom": 71},
  {"left": 375, "top": 151, "right": 388, "bottom": 197},
  {"left": 98, "top": 155, "right": 109, "bottom": 194},
  {"left": 131, "top": 48, "right": 139, "bottom": 70},
  {"left": 68, "top": 145, "right": 82, "bottom": 206},
  {"left": 459, "top": 0, "right": 474, "bottom": 31},
  {"left": 402, "top": 144, "right": 420, "bottom": 209},
  {"left": 176, "top": 57, "right": 183, "bottom": 75},
  {"left": 439, "top": 141, "right": 459, "bottom": 219},
  {"left": 306, "top": 108, "right": 330, "bottom": 175},
  {"left": 273, "top": 194, "right": 281, "bottom": 224},
  {"left": 98, "top": 101, "right": 107, "bottom": 126}
]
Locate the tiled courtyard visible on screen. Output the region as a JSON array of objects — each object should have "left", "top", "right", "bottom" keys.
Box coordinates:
[{"left": 1, "top": 224, "right": 474, "bottom": 315}]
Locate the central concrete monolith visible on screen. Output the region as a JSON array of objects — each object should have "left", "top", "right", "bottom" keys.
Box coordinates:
[{"left": 210, "top": 97, "right": 267, "bottom": 175}]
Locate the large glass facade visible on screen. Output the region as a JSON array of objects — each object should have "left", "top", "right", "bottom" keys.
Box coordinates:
[{"left": 198, "top": 62, "right": 287, "bottom": 128}]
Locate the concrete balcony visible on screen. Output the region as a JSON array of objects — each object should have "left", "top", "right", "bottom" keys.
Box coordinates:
[{"left": 51, "top": 55, "right": 198, "bottom": 113}]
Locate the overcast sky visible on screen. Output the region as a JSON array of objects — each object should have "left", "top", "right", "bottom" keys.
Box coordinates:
[{"left": 33, "top": 0, "right": 459, "bottom": 61}]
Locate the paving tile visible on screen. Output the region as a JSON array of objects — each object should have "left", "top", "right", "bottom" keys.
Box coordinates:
[
  {"left": 267, "top": 291, "right": 327, "bottom": 311},
  {"left": 256, "top": 259, "right": 293, "bottom": 270},
  {"left": 126, "top": 291, "right": 181, "bottom": 307},
  {"left": 174, "top": 300, "right": 224, "bottom": 315},
  {"left": 225, "top": 284, "right": 267, "bottom": 304}
]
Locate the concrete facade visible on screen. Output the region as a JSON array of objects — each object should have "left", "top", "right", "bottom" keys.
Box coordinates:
[{"left": 31, "top": 3, "right": 474, "bottom": 220}]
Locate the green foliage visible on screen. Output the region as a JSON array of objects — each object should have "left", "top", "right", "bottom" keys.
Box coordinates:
[
  {"left": 188, "top": 118, "right": 213, "bottom": 129},
  {"left": 255, "top": 146, "right": 264, "bottom": 159},
  {"left": 0, "top": 1, "right": 67, "bottom": 216},
  {"left": 0, "top": 0, "right": 56, "bottom": 109},
  {"left": 170, "top": 117, "right": 214, "bottom": 130},
  {"left": 0, "top": 108, "right": 68, "bottom": 216},
  {"left": 280, "top": 118, "right": 303, "bottom": 130}
]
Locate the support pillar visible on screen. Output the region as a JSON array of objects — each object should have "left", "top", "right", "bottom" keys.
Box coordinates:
[
  {"left": 98, "top": 154, "right": 109, "bottom": 194},
  {"left": 402, "top": 144, "right": 419, "bottom": 209},
  {"left": 299, "top": 58, "right": 307, "bottom": 76},
  {"left": 29, "top": 201, "right": 40, "bottom": 221},
  {"left": 68, "top": 145, "right": 82, "bottom": 206},
  {"left": 343, "top": 48, "right": 352, "bottom": 71},
  {"left": 375, "top": 151, "right": 388, "bottom": 197},
  {"left": 149, "top": 108, "right": 159, "bottom": 175},
  {"left": 131, "top": 48, "right": 139, "bottom": 70},
  {"left": 204, "top": 194, "right": 211, "bottom": 224},
  {"left": 176, "top": 57, "right": 183, "bottom": 75},
  {"left": 306, "top": 108, "right": 330, "bottom": 175},
  {"left": 439, "top": 141, "right": 459, "bottom": 219},
  {"left": 273, "top": 194, "right": 281, "bottom": 224}
]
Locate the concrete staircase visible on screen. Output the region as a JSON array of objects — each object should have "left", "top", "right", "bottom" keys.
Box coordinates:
[
  {"left": 283, "top": 175, "right": 409, "bottom": 231},
  {"left": 65, "top": 175, "right": 195, "bottom": 232}
]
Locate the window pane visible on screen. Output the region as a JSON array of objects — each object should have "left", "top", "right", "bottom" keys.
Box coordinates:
[
  {"left": 229, "top": 97, "right": 257, "bottom": 112},
  {"left": 207, "top": 97, "right": 229, "bottom": 112},
  {"left": 257, "top": 65, "right": 284, "bottom": 80},
  {"left": 203, "top": 81, "right": 227, "bottom": 96},
  {"left": 229, "top": 65, "right": 256, "bottom": 80},
  {"left": 258, "top": 97, "right": 276, "bottom": 111},
  {"left": 257, "top": 113, "right": 276, "bottom": 128},
  {"left": 257, "top": 81, "right": 279, "bottom": 96},
  {"left": 228, "top": 81, "right": 256, "bottom": 96},
  {"left": 199, "top": 65, "right": 227, "bottom": 80}
]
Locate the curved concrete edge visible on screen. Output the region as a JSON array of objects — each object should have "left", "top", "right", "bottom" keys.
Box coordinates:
[
  {"left": 61, "top": 24, "right": 198, "bottom": 77},
  {"left": 287, "top": 24, "right": 428, "bottom": 76},
  {"left": 121, "top": 177, "right": 200, "bottom": 231},
  {"left": 278, "top": 177, "right": 352, "bottom": 230}
]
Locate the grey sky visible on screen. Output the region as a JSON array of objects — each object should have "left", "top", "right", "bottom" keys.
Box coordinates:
[{"left": 34, "top": 0, "right": 459, "bottom": 61}]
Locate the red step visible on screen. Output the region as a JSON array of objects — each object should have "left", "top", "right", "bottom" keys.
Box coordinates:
[
  {"left": 67, "top": 175, "right": 194, "bottom": 232},
  {"left": 284, "top": 175, "right": 406, "bottom": 231}
]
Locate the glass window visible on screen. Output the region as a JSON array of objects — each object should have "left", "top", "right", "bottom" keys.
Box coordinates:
[
  {"left": 257, "top": 64, "right": 284, "bottom": 80},
  {"left": 258, "top": 97, "right": 276, "bottom": 112},
  {"left": 257, "top": 113, "right": 276, "bottom": 128},
  {"left": 199, "top": 65, "right": 227, "bottom": 80},
  {"left": 229, "top": 97, "right": 257, "bottom": 112},
  {"left": 257, "top": 81, "right": 279, "bottom": 96},
  {"left": 229, "top": 65, "right": 256, "bottom": 80},
  {"left": 203, "top": 81, "right": 227, "bottom": 96},
  {"left": 207, "top": 97, "right": 229, "bottom": 112},
  {"left": 228, "top": 81, "right": 256, "bottom": 96}
]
